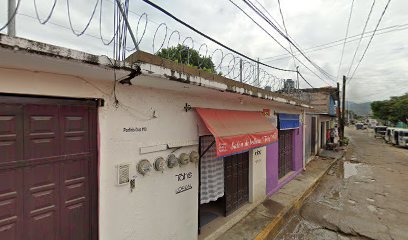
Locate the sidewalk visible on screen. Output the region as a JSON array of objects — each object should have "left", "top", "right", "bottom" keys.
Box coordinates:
[{"left": 216, "top": 150, "right": 344, "bottom": 240}]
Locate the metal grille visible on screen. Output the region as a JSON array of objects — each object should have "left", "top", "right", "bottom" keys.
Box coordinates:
[
  {"left": 278, "top": 129, "right": 294, "bottom": 178},
  {"left": 224, "top": 152, "right": 249, "bottom": 216},
  {"left": 117, "top": 164, "right": 130, "bottom": 185}
]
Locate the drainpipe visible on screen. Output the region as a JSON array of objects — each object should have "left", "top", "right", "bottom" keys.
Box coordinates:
[{"left": 8, "top": 0, "right": 16, "bottom": 37}]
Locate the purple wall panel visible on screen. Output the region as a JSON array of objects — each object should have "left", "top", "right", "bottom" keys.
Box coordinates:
[
  {"left": 266, "top": 125, "right": 304, "bottom": 195},
  {"left": 266, "top": 143, "right": 278, "bottom": 194},
  {"left": 293, "top": 126, "right": 303, "bottom": 171}
]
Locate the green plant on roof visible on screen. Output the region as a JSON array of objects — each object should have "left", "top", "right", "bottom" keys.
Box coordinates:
[{"left": 156, "top": 44, "right": 217, "bottom": 74}]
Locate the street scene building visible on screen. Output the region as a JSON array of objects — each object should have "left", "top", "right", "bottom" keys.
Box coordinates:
[
  {"left": 0, "top": 35, "right": 314, "bottom": 240},
  {"left": 0, "top": 0, "right": 407, "bottom": 240}
]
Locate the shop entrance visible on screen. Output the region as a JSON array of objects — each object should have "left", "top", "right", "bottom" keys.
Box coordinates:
[
  {"left": 198, "top": 136, "right": 249, "bottom": 231},
  {"left": 278, "top": 129, "right": 294, "bottom": 178},
  {"left": 224, "top": 151, "right": 249, "bottom": 215}
]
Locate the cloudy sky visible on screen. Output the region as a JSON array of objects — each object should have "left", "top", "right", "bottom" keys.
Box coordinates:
[{"left": 1, "top": 0, "right": 407, "bottom": 102}]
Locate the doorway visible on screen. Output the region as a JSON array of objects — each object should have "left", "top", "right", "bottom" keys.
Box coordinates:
[
  {"left": 320, "top": 122, "right": 325, "bottom": 148},
  {"left": 198, "top": 135, "right": 224, "bottom": 231},
  {"left": 224, "top": 152, "right": 249, "bottom": 215},
  {"left": 198, "top": 136, "right": 249, "bottom": 231},
  {"left": 0, "top": 95, "right": 98, "bottom": 240},
  {"left": 278, "top": 129, "right": 294, "bottom": 178},
  {"left": 311, "top": 117, "right": 316, "bottom": 155}
]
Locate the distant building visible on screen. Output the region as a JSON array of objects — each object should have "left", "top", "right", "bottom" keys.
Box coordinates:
[{"left": 300, "top": 87, "right": 339, "bottom": 161}]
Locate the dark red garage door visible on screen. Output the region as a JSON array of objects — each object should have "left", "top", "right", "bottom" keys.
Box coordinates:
[{"left": 0, "top": 96, "right": 98, "bottom": 240}]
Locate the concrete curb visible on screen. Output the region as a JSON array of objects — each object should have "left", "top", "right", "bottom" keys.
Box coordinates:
[{"left": 254, "top": 153, "right": 343, "bottom": 240}]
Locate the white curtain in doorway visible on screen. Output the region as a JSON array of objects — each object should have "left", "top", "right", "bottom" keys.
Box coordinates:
[{"left": 200, "top": 136, "right": 224, "bottom": 204}]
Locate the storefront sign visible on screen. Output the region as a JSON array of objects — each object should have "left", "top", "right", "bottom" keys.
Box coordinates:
[
  {"left": 252, "top": 147, "right": 264, "bottom": 164},
  {"left": 216, "top": 131, "right": 278, "bottom": 157},
  {"left": 263, "top": 108, "right": 271, "bottom": 117},
  {"left": 123, "top": 127, "right": 147, "bottom": 132}
]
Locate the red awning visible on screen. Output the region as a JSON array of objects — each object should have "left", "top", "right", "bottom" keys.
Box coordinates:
[{"left": 196, "top": 108, "right": 278, "bottom": 157}]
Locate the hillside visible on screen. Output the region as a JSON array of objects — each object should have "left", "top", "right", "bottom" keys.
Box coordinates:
[{"left": 347, "top": 101, "right": 372, "bottom": 116}]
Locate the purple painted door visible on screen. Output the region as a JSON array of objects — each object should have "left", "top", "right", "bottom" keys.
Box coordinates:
[{"left": 266, "top": 143, "right": 278, "bottom": 195}]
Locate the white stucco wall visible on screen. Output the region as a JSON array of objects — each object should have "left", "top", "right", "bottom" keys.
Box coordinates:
[
  {"left": 249, "top": 146, "right": 267, "bottom": 203},
  {"left": 0, "top": 66, "right": 304, "bottom": 240}
]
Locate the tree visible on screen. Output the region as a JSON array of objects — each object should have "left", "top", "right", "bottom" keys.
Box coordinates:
[
  {"left": 156, "top": 44, "right": 216, "bottom": 74},
  {"left": 371, "top": 93, "right": 408, "bottom": 124}
]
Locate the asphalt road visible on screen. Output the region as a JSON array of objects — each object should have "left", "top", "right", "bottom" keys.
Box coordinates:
[{"left": 273, "top": 127, "right": 408, "bottom": 240}]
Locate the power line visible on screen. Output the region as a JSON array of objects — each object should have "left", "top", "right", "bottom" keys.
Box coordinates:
[
  {"left": 240, "top": 0, "right": 336, "bottom": 82},
  {"left": 261, "top": 23, "right": 408, "bottom": 62},
  {"left": 336, "top": 0, "right": 355, "bottom": 82},
  {"left": 253, "top": 0, "right": 312, "bottom": 63},
  {"left": 348, "top": 0, "right": 392, "bottom": 83},
  {"left": 228, "top": 0, "right": 320, "bottom": 85},
  {"left": 298, "top": 71, "right": 314, "bottom": 88},
  {"left": 253, "top": 0, "right": 284, "bottom": 32},
  {"left": 346, "top": 0, "right": 376, "bottom": 77},
  {"left": 243, "top": 0, "right": 336, "bottom": 80},
  {"left": 277, "top": 0, "right": 296, "bottom": 70},
  {"left": 141, "top": 0, "right": 296, "bottom": 72},
  {"left": 227, "top": 0, "right": 331, "bottom": 86}
]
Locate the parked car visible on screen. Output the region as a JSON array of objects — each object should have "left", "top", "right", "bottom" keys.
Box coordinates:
[
  {"left": 356, "top": 123, "right": 364, "bottom": 130},
  {"left": 374, "top": 126, "right": 387, "bottom": 138},
  {"left": 394, "top": 129, "right": 408, "bottom": 147},
  {"left": 390, "top": 128, "right": 404, "bottom": 145},
  {"left": 384, "top": 127, "right": 396, "bottom": 143}
]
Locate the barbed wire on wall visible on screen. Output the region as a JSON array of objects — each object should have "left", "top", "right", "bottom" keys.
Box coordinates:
[{"left": 1, "top": 0, "right": 314, "bottom": 100}]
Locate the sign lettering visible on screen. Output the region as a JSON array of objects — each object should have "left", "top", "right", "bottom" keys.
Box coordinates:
[
  {"left": 175, "top": 184, "right": 192, "bottom": 194},
  {"left": 175, "top": 172, "right": 193, "bottom": 182},
  {"left": 123, "top": 127, "right": 147, "bottom": 132}
]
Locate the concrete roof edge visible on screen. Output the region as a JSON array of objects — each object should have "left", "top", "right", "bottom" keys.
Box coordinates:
[
  {"left": 0, "top": 33, "right": 133, "bottom": 71},
  {"left": 126, "top": 51, "right": 313, "bottom": 109},
  {"left": 0, "top": 35, "right": 313, "bottom": 109}
]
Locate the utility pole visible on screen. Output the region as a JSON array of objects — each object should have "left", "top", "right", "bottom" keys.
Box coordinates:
[
  {"left": 256, "top": 58, "right": 260, "bottom": 87},
  {"left": 341, "top": 76, "right": 346, "bottom": 140},
  {"left": 114, "top": 0, "right": 139, "bottom": 51},
  {"left": 296, "top": 66, "right": 299, "bottom": 89},
  {"left": 337, "top": 82, "right": 341, "bottom": 138},
  {"left": 8, "top": 0, "right": 17, "bottom": 37},
  {"left": 239, "top": 59, "right": 243, "bottom": 83}
]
